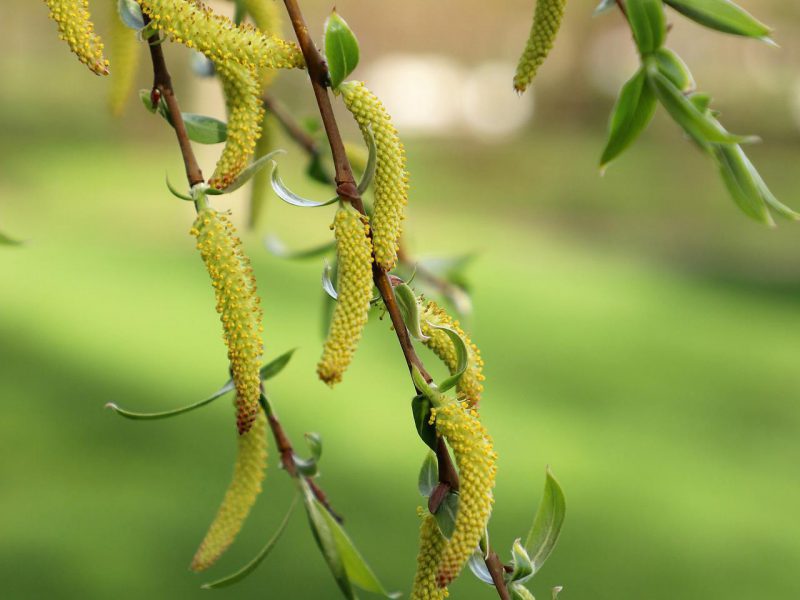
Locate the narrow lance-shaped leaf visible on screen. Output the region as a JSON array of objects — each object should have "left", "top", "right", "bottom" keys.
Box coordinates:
[
  {"left": 510, "top": 539, "right": 534, "bottom": 582},
  {"left": 418, "top": 452, "right": 439, "bottom": 497},
  {"left": 432, "top": 325, "right": 469, "bottom": 393},
  {"left": 525, "top": 467, "right": 566, "bottom": 573},
  {"left": 626, "top": 0, "right": 667, "bottom": 55},
  {"left": 433, "top": 491, "right": 460, "bottom": 539},
  {"left": 411, "top": 394, "right": 438, "bottom": 452},
  {"left": 593, "top": 0, "right": 618, "bottom": 16},
  {"left": 118, "top": 0, "right": 145, "bottom": 30},
  {"left": 653, "top": 47, "right": 695, "bottom": 92},
  {"left": 324, "top": 10, "right": 360, "bottom": 90},
  {"left": 713, "top": 143, "right": 772, "bottom": 225},
  {"left": 600, "top": 67, "right": 657, "bottom": 169},
  {"left": 664, "top": 0, "right": 772, "bottom": 39},
  {"left": 394, "top": 283, "right": 428, "bottom": 341}
]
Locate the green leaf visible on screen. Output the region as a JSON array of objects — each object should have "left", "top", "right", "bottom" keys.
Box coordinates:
[
  {"left": 418, "top": 452, "right": 439, "bottom": 497},
  {"left": 600, "top": 67, "right": 657, "bottom": 169},
  {"left": 271, "top": 163, "right": 340, "bottom": 208},
  {"left": 305, "top": 432, "right": 323, "bottom": 462},
  {"left": 689, "top": 92, "right": 713, "bottom": 114},
  {"left": 265, "top": 235, "right": 336, "bottom": 260},
  {"left": 411, "top": 394, "right": 438, "bottom": 452},
  {"left": 0, "top": 229, "right": 23, "bottom": 246},
  {"left": 626, "top": 0, "right": 667, "bottom": 55},
  {"left": 433, "top": 491, "right": 459, "bottom": 539},
  {"left": 525, "top": 467, "right": 566, "bottom": 573},
  {"left": 664, "top": 0, "right": 771, "bottom": 39},
  {"left": 307, "top": 154, "right": 334, "bottom": 185},
  {"left": 201, "top": 494, "right": 299, "bottom": 589},
  {"left": 467, "top": 551, "right": 495, "bottom": 585},
  {"left": 713, "top": 143, "right": 772, "bottom": 225},
  {"left": 324, "top": 11, "right": 360, "bottom": 91},
  {"left": 165, "top": 174, "right": 193, "bottom": 201},
  {"left": 510, "top": 583, "right": 537, "bottom": 600},
  {"left": 647, "top": 69, "right": 756, "bottom": 145},
  {"left": 222, "top": 149, "right": 286, "bottom": 193},
  {"left": 394, "top": 283, "right": 428, "bottom": 341},
  {"left": 428, "top": 326, "right": 468, "bottom": 393},
  {"left": 180, "top": 113, "right": 228, "bottom": 144},
  {"left": 593, "top": 0, "right": 618, "bottom": 16},
  {"left": 322, "top": 261, "right": 338, "bottom": 301},
  {"left": 105, "top": 380, "right": 233, "bottom": 420},
  {"left": 117, "top": 0, "right": 144, "bottom": 31},
  {"left": 139, "top": 89, "right": 157, "bottom": 114},
  {"left": 232, "top": 0, "right": 247, "bottom": 25},
  {"left": 260, "top": 348, "right": 297, "bottom": 381},
  {"left": 653, "top": 48, "right": 695, "bottom": 92},
  {"left": 510, "top": 538, "right": 534, "bottom": 582}
]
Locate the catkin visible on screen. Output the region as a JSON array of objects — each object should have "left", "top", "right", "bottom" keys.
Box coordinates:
[
  {"left": 44, "top": 0, "right": 109, "bottom": 75},
  {"left": 411, "top": 513, "right": 448, "bottom": 600},
  {"left": 209, "top": 60, "right": 265, "bottom": 189},
  {"left": 191, "top": 209, "right": 264, "bottom": 435},
  {"left": 513, "top": 0, "right": 567, "bottom": 93},
  {"left": 340, "top": 81, "right": 409, "bottom": 271},
  {"left": 430, "top": 400, "right": 496, "bottom": 588},
  {"left": 108, "top": 4, "right": 140, "bottom": 115},
  {"left": 317, "top": 205, "right": 374, "bottom": 386},
  {"left": 420, "top": 299, "right": 485, "bottom": 407},
  {"left": 190, "top": 409, "right": 268, "bottom": 571},
  {"left": 137, "top": 0, "right": 304, "bottom": 71}
]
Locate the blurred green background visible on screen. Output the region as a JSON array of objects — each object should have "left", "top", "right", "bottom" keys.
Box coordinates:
[{"left": 2, "top": 0, "right": 800, "bottom": 598}]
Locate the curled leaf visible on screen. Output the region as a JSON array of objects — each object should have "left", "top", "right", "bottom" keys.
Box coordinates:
[
  {"left": 664, "top": 0, "right": 772, "bottom": 40},
  {"left": 394, "top": 283, "right": 428, "bottom": 341},
  {"left": 525, "top": 467, "right": 566, "bottom": 573},
  {"left": 600, "top": 67, "right": 657, "bottom": 169},
  {"left": 627, "top": 0, "right": 667, "bottom": 55},
  {"left": 418, "top": 452, "right": 439, "bottom": 497},
  {"left": 324, "top": 10, "right": 360, "bottom": 90}
]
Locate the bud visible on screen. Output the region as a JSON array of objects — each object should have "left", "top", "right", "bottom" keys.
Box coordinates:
[
  {"left": 339, "top": 81, "right": 409, "bottom": 271},
  {"left": 513, "top": 0, "right": 567, "bottom": 93},
  {"left": 108, "top": 7, "right": 140, "bottom": 115},
  {"left": 191, "top": 209, "right": 264, "bottom": 434},
  {"left": 317, "top": 205, "right": 374, "bottom": 385},
  {"left": 411, "top": 513, "right": 448, "bottom": 600},
  {"left": 430, "top": 401, "right": 496, "bottom": 588},
  {"left": 419, "top": 299, "right": 484, "bottom": 407},
  {"left": 191, "top": 409, "right": 268, "bottom": 571},
  {"left": 44, "top": 0, "right": 109, "bottom": 75}
]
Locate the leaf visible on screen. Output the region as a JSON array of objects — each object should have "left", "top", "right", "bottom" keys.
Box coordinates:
[
  {"left": 600, "top": 67, "right": 657, "bottom": 169},
  {"left": 232, "top": 0, "right": 246, "bottom": 25},
  {"left": 265, "top": 235, "right": 336, "bottom": 260},
  {"left": 712, "top": 144, "right": 772, "bottom": 225},
  {"left": 510, "top": 539, "right": 534, "bottom": 583},
  {"left": 201, "top": 494, "right": 299, "bottom": 589},
  {"left": 117, "top": 0, "right": 144, "bottom": 31},
  {"left": 305, "top": 432, "right": 323, "bottom": 462},
  {"left": 593, "top": 0, "right": 618, "bottom": 16},
  {"left": 294, "top": 432, "right": 323, "bottom": 477},
  {"left": 510, "top": 583, "right": 537, "bottom": 600},
  {"left": 394, "top": 283, "right": 428, "bottom": 341},
  {"left": 139, "top": 88, "right": 157, "bottom": 113},
  {"left": 626, "top": 0, "right": 667, "bottom": 55},
  {"left": 647, "top": 69, "right": 757, "bottom": 145},
  {"left": 190, "top": 51, "right": 216, "bottom": 78},
  {"left": 105, "top": 380, "right": 234, "bottom": 421},
  {"left": 525, "top": 467, "right": 566, "bottom": 573},
  {"left": 430, "top": 326, "right": 468, "bottom": 393},
  {"left": 324, "top": 11, "right": 360, "bottom": 90},
  {"left": 433, "top": 491, "right": 459, "bottom": 539},
  {"left": 664, "top": 0, "right": 772, "bottom": 39},
  {"left": 165, "top": 174, "right": 193, "bottom": 201},
  {"left": 418, "top": 452, "right": 439, "bottom": 497},
  {"left": 322, "top": 261, "right": 339, "bottom": 301},
  {"left": 223, "top": 150, "right": 286, "bottom": 194},
  {"left": 180, "top": 113, "right": 228, "bottom": 144},
  {"left": 467, "top": 551, "right": 496, "bottom": 585},
  {"left": 0, "top": 229, "right": 23, "bottom": 246},
  {"left": 411, "top": 394, "right": 438, "bottom": 452},
  {"left": 260, "top": 348, "right": 297, "bottom": 381},
  {"left": 270, "top": 163, "right": 340, "bottom": 208},
  {"left": 653, "top": 47, "right": 695, "bottom": 92},
  {"left": 307, "top": 154, "right": 334, "bottom": 185}
]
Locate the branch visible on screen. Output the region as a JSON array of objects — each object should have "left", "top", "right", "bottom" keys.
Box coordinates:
[{"left": 280, "top": 2, "right": 507, "bottom": 598}]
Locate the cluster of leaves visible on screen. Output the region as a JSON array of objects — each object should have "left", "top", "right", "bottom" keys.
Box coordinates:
[{"left": 598, "top": 0, "right": 797, "bottom": 226}]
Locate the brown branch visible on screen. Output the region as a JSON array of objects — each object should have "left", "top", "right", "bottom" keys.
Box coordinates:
[{"left": 280, "top": 2, "right": 507, "bottom": 598}]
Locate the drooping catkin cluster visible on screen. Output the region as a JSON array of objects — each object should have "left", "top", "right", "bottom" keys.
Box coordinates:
[
  {"left": 513, "top": 0, "right": 567, "bottom": 93},
  {"left": 108, "top": 5, "right": 140, "bottom": 115},
  {"left": 411, "top": 512, "right": 448, "bottom": 600},
  {"left": 430, "top": 400, "right": 496, "bottom": 588},
  {"left": 340, "top": 81, "right": 409, "bottom": 271},
  {"left": 44, "top": 0, "right": 109, "bottom": 75},
  {"left": 191, "top": 209, "right": 264, "bottom": 434},
  {"left": 419, "top": 299, "right": 485, "bottom": 407},
  {"left": 317, "top": 205, "right": 374, "bottom": 386},
  {"left": 191, "top": 409, "right": 268, "bottom": 571},
  {"left": 209, "top": 61, "right": 265, "bottom": 189}
]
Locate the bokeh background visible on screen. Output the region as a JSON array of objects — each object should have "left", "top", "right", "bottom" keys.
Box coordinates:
[{"left": 2, "top": 0, "right": 800, "bottom": 598}]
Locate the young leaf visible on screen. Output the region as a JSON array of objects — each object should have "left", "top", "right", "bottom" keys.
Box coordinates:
[
  {"left": 105, "top": 380, "right": 234, "bottom": 420},
  {"left": 139, "top": 88, "right": 157, "bottom": 113},
  {"left": 467, "top": 551, "right": 496, "bottom": 585},
  {"left": 265, "top": 235, "right": 336, "bottom": 260},
  {"left": 428, "top": 325, "right": 469, "bottom": 393},
  {"left": 593, "top": 0, "right": 618, "bottom": 16},
  {"left": 305, "top": 432, "right": 323, "bottom": 462},
  {"left": 510, "top": 539, "right": 534, "bottom": 582},
  {"left": 525, "top": 467, "right": 566, "bottom": 573},
  {"left": 647, "top": 69, "right": 756, "bottom": 145},
  {"left": 179, "top": 113, "right": 228, "bottom": 145},
  {"left": 600, "top": 67, "right": 657, "bottom": 169},
  {"left": 322, "top": 261, "right": 339, "bottom": 301},
  {"left": 713, "top": 144, "right": 772, "bottom": 225},
  {"left": 510, "top": 583, "right": 537, "bottom": 600},
  {"left": 433, "top": 491, "right": 460, "bottom": 539},
  {"left": 117, "top": 0, "right": 144, "bottom": 31},
  {"left": 270, "top": 162, "right": 339, "bottom": 208},
  {"left": 664, "top": 0, "right": 772, "bottom": 39},
  {"left": 165, "top": 174, "right": 193, "bottom": 201},
  {"left": 394, "top": 283, "right": 428, "bottom": 341},
  {"left": 221, "top": 149, "right": 286, "bottom": 194},
  {"left": 324, "top": 11, "right": 360, "bottom": 90},
  {"left": 418, "top": 452, "right": 439, "bottom": 497},
  {"left": 260, "top": 348, "right": 297, "bottom": 381},
  {"left": 653, "top": 48, "right": 695, "bottom": 92},
  {"left": 201, "top": 494, "right": 299, "bottom": 589},
  {"left": 411, "top": 394, "right": 438, "bottom": 452},
  {"left": 626, "top": 0, "right": 667, "bottom": 55}
]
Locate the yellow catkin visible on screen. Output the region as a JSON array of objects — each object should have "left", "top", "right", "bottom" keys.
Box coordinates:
[
  {"left": 419, "top": 299, "right": 485, "bottom": 407},
  {"left": 190, "top": 209, "right": 264, "bottom": 434},
  {"left": 44, "top": 0, "right": 109, "bottom": 75},
  {"left": 317, "top": 205, "right": 374, "bottom": 386},
  {"left": 108, "top": 3, "right": 140, "bottom": 115},
  {"left": 190, "top": 409, "right": 268, "bottom": 571},
  {"left": 411, "top": 513, "right": 448, "bottom": 600},
  {"left": 513, "top": 0, "right": 567, "bottom": 93},
  {"left": 209, "top": 61, "right": 265, "bottom": 189},
  {"left": 430, "top": 400, "right": 496, "bottom": 588},
  {"left": 137, "top": 0, "right": 303, "bottom": 71},
  {"left": 340, "top": 81, "right": 409, "bottom": 271}
]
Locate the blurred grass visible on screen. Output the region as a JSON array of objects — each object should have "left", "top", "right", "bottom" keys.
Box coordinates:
[{"left": 3, "top": 2, "right": 800, "bottom": 598}]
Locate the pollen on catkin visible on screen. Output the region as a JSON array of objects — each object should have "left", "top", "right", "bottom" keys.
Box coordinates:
[
  {"left": 317, "top": 205, "right": 374, "bottom": 386},
  {"left": 339, "top": 81, "right": 409, "bottom": 271},
  {"left": 411, "top": 513, "right": 449, "bottom": 600},
  {"left": 191, "top": 209, "right": 264, "bottom": 434},
  {"left": 44, "top": 0, "right": 109, "bottom": 75},
  {"left": 513, "top": 0, "right": 567, "bottom": 93},
  {"left": 209, "top": 60, "right": 265, "bottom": 189},
  {"left": 430, "top": 400, "right": 496, "bottom": 588},
  {"left": 419, "top": 299, "right": 485, "bottom": 407},
  {"left": 137, "top": 0, "right": 304, "bottom": 71},
  {"left": 190, "top": 409, "right": 268, "bottom": 571},
  {"left": 108, "top": 5, "right": 140, "bottom": 115}
]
